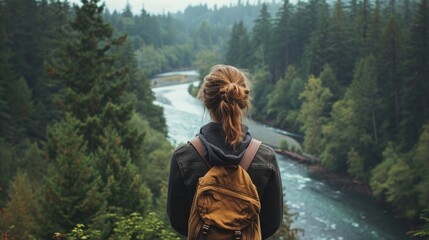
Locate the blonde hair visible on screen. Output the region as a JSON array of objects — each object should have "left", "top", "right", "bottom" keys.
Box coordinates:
[{"left": 198, "top": 64, "right": 251, "bottom": 147}]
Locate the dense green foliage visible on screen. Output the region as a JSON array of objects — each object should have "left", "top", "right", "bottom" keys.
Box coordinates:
[
  {"left": 1, "top": 0, "right": 428, "bottom": 237},
  {"left": 222, "top": 0, "right": 429, "bottom": 232},
  {"left": 0, "top": 0, "right": 174, "bottom": 238}
]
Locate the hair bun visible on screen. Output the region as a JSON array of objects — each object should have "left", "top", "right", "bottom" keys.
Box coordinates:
[{"left": 221, "top": 82, "right": 249, "bottom": 104}]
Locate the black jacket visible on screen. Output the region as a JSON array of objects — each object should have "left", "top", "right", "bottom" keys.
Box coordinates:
[{"left": 167, "top": 122, "right": 283, "bottom": 239}]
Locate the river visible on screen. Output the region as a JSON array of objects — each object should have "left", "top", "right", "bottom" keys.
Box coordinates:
[{"left": 153, "top": 81, "right": 410, "bottom": 240}]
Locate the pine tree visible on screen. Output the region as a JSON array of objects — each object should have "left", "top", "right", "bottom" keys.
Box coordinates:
[
  {"left": 0, "top": 138, "right": 13, "bottom": 202},
  {"left": 95, "top": 128, "right": 152, "bottom": 215},
  {"left": 303, "top": 0, "right": 330, "bottom": 77},
  {"left": 352, "top": 0, "right": 372, "bottom": 56},
  {"left": 226, "top": 21, "right": 250, "bottom": 68},
  {"left": 251, "top": 3, "right": 272, "bottom": 68},
  {"left": 348, "top": 55, "right": 380, "bottom": 145},
  {"left": 400, "top": 0, "right": 429, "bottom": 149},
  {"left": 3, "top": 77, "right": 35, "bottom": 144},
  {"left": 2, "top": 0, "right": 43, "bottom": 93},
  {"left": 46, "top": 0, "right": 140, "bottom": 155},
  {"left": 289, "top": 0, "right": 323, "bottom": 67},
  {"left": 1, "top": 172, "right": 41, "bottom": 239},
  {"left": 0, "top": 18, "right": 14, "bottom": 141},
  {"left": 379, "top": 14, "right": 404, "bottom": 135},
  {"left": 319, "top": 64, "right": 341, "bottom": 99},
  {"left": 326, "top": 0, "right": 355, "bottom": 86},
  {"left": 36, "top": 0, "right": 71, "bottom": 131},
  {"left": 40, "top": 114, "right": 106, "bottom": 237},
  {"left": 270, "top": 0, "right": 292, "bottom": 81},
  {"left": 43, "top": 0, "right": 152, "bottom": 236},
  {"left": 118, "top": 41, "right": 167, "bottom": 135}
]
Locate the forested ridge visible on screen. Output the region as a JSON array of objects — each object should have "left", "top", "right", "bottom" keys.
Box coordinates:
[
  {"left": 0, "top": 0, "right": 428, "bottom": 238},
  {"left": 0, "top": 0, "right": 177, "bottom": 238},
  {"left": 225, "top": 0, "right": 429, "bottom": 236}
]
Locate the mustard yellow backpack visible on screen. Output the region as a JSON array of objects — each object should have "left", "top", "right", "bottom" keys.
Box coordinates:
[{"left": 188, "top": 136, "right": 262, "bottom": 240}]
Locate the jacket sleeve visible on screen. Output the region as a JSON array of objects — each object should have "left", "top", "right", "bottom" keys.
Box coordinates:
[
  {"left": 260, "top": 153, "right": 284, "bottom": 239},
  {"left": 167, "top": 151, "right": 189, "bottom": 237}
]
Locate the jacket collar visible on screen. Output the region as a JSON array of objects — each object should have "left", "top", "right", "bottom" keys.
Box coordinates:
[{"left": 198, "top": 122, "right": 252, "bottom": 165}]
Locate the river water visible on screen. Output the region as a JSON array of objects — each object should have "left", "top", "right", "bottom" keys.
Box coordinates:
[{"left": 153, "top": 82, "right": 410, "bottom": 240}]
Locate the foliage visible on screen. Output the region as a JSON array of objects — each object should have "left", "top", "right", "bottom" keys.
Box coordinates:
[
  {"left": 370, "top": 143, "right": 419, "bottom": 219},
  {"left": 0, "top": 0, "right": 429, "bottom": 235},
  {"left": 39, "top": 114, "right": 106, "bottom": 237},
  {"left": 347, "top": 147, "right": 366, "bottom": 180},
  {"left": 298, "top": 75, "right": 332, "bottom": 156},
  {"left": 0, "top": 172, "right": 40, "bottom": 239},
  {"left": 410, "top": 209, "right": 429, "bottom": 239},
  {"left": 279, "top": 139, "right": 289, "bottom": 151},
  {"left": 110, "top": 212, "right": 180, "bottom": 240},
  {"left": 266, "top": 66, "right": 304, "bottom": 131}
]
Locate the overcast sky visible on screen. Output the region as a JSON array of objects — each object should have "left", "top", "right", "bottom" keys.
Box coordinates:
[{"left": 70, "top": 0, "right": 266, "bottom": 15}]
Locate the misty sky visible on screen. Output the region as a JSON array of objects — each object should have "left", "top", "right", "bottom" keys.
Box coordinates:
[{"left": 69, "top": 0, "right": 265, "bottom": 15}]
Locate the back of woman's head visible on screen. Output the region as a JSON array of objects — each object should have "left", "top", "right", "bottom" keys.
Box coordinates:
[{"left": 198, "top": 64, "right": 251, "bottom": 147}]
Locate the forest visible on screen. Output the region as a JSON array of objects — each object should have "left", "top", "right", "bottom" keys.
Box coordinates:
[{"left": 0, "top": 0, "right": 428, "bottom": 238}]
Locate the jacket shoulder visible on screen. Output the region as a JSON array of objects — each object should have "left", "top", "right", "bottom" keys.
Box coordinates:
[
  {"left": 173, "top": 142, "right": 199, "bottom": 159},
  {"left": 254, "top": 143, "right": 276, "bottom": 164}
]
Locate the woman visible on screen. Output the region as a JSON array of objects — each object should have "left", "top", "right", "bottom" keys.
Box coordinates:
[{"left": 167, "top": 64, "right": 283, "bottom": 239}]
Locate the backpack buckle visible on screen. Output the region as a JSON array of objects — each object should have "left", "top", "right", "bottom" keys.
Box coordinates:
[
  {"left": 235, "top": 230, "right": 242, "bottom": 239},
  {"left": 202, "top": 224, "right": 210, "bottom": 235}
]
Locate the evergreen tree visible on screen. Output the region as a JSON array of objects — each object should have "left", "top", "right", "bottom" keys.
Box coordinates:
[
  {"left": 196, "top": 20, "right": 214, "bottom": 48},
  {"left": 40, "top": 114, "right": 106, "bottom": 237},
  {"left": 319, "top": 64, "right": 341, "bottom": 99},
  {"left": 348, "top": 55, "right": 380, "bottom": 145},
  {"left": 2, "top": 0, "right": 44, "bottom": 96},
  {"left": 0, "top": 19, "right": 14, "bottom": 141},
  {"left": 251, "top": 3, "right": 272, "bottom": 68},
  {"left": 44, "top": 0, "right": 153, "bottom": 236},
  {"left": 326, "top": 0, "right": 355, "bottom": 86},
  {"left": 270, "top": 0, "right": 292, "bottom": 81},
  {"left": 36, "top": 0, "right": 71, "bottom": 135},
  {"left": 352, "top": 0, "right": 372, "bottom": 56},
  {"left": 379, "top": 14, "right": 404, "bottom": 136},
  {"left": 289, "top": 0, "right": 321, "bottom": 67},
  {"left": 400, "top": 0, "right": 429, "bottom": 149},
  {"left": 226, "top": 21, "right": 250, "bottom": 68},
  {"left": 1, "top": 172, "right": 41, "bottom": 239},
  {"left": 118, "top": 41, "right": 167, "bottom": 135},
  {"left": 266, "top": 66, "right": 303, "bottom": 130},
  {"left": 95, "top": 128, "right": 152, "bottom": 216},
  {"left": 3, "top": 77, "right": 35, "bottom": 144},
  {"left": 46, "top": 0, "right": 140, "bottom": 156},
  {"left": 303, "top": 0, "right": 330, "bottom": 77},
  {"left": 0, "top": 138, "right": 13, "bottom": 202}
]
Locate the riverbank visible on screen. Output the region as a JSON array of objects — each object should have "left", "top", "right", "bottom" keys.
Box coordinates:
[
  {"left": 151, "top": 70, "right": 199, "bottom": 88},
  {"left": 307, "top": 164, "right": 373, "bottom": 195},
  {"left": 274, "top": 148, "right": 373, "bottom": 196}
]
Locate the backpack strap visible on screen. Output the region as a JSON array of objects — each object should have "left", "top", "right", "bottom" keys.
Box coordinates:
[
  {"left": 239, "top": 139, "right": 261, "bottom": 171},
  {"left": 189, "top": 136, "right": 211, "bottom": 168},
  {"left": 189, "top": 136, "right": 261, "bottom": 171}
]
